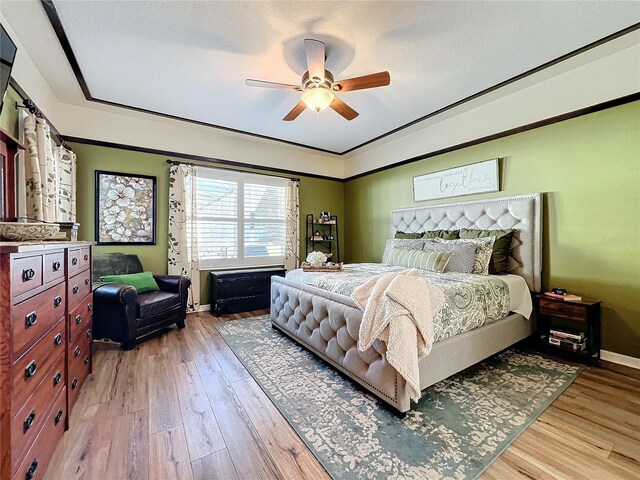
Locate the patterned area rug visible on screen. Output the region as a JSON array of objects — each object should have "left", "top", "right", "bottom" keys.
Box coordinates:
[{"left": 215, "top": 316, "right": 581, "bottom": 480}]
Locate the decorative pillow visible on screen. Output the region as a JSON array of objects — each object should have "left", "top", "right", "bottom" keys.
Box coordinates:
[
  {"left": 381, "top": 238, "right": 425, "bottom": 263},
  {"left": 459, "top": 228, "right": 515, "bottom": 274},
  {"left": 100, "top": 271, "right": 160, "bottom": 294},
  {"left": 394, "top": 231, "right": 424, "bottom": 239},
  {"left": 433, "top": 237, "right": 495, "bottom": 275},
  {"left": 422, "top": 229, "right": 460, "bottom": 239},
  {"left": 422, "top": 240, "right": 477, "bottom": 274},
  {"left": 385, "top": 246, "right": 452, "bottom": 273}
]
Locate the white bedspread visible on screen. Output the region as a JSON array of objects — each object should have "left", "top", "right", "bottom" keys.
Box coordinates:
[{"left": 499, "top": 274, "right": 533, "bottom": 319}]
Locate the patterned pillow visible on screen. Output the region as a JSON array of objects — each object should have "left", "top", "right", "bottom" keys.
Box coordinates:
[
  {"left": 385, "top": 246, "right": 452, "bottom": 273},
  {"left": 422, "top": 240, "right": 477, "bottom": 274},
  {"left": 433, "top": 237, "right": 496, "bottom": 275},
  {"left": 458, "top": 228, "right": 515, "bottom": 274},
  {"left": 381, "top": 238, "right": 425, "bottom": 263}
]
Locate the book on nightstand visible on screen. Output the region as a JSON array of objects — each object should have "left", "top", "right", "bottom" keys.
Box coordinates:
[{"left": 544, "top": 292, "right": 583, "bottom": 302}]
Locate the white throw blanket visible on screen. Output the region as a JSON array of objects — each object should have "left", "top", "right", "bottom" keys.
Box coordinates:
[{"left": 351, "top": 269, "right": 445, "bottom": 401}]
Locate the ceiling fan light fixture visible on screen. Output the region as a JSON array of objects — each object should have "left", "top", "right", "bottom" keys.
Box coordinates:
[{"left": 301, "top": 85, "right": 335, "bottom": 112}]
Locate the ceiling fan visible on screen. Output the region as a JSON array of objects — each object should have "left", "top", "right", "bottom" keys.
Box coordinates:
[{"left": 245, "top": 39, "right": 391, "bottom": 121}]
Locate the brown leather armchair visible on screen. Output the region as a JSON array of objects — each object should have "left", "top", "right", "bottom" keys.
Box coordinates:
[{"left": 92, "top": 253, "right": 191, "bottom": 350}]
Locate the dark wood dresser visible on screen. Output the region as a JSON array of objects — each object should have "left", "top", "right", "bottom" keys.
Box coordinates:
[
  {"left": 210, "top": 268, "right": 286, "bottom": 316},
  {"left": 0, "top": 241, "right": 93, "bottom": 480}
]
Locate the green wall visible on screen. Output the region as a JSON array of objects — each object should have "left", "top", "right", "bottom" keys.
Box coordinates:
[
  {"left": 70, "top": 143, "right": 345, "bottom": 305},
  {"left": 345, "top": 102, "right": 640, "bottom": 357}
]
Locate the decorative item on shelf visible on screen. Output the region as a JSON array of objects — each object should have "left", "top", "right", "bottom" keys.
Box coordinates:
[
  {"left": 302, "top": 261, "right": 343, "bottom": 272},
  {"left": 312, "top": 230, "right": 324, "bottom": 241},
  {"left": 306, "top": 250, "right": 327, "bottom": 267},
  {"left": 0, "top": 221, "right": 60, "bottom": 241},
  {"left": 57, "top": 221, "right": 80, "bottom": 241}
]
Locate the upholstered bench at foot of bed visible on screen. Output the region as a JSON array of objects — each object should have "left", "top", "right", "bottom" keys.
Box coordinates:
[{"left": 270, "top": 276, "right": 411, "bottom": 413}]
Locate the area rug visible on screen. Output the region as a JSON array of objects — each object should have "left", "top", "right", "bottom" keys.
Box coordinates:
[{"left": 215, "top": 316, "right": 581, "bottom": 480}]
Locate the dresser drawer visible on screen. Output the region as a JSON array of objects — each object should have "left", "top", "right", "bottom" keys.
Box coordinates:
[
  {"left": 11, "top": 255, "right": 43, "bottom": 298},
  {"left": 12, "top": 388, "right": 66, "bottom": 480},
  {"left": 539, "top": 297, "right": 587, "bottom": 320},
  {"left": 11, "top": 353, "right": 65, "bottom": 469},
  {"left": 12, "top": 283, "right": 66, "bottom": 359},
  {"left": 68, "top": 270, "right": 92, "bottom": 310},
  {"left": 80, "top": 246, "right": 91, "bottom": 271},
  {"left": 43, "top": 251, "right": 65, "bottom": 284},
  {"left": 68, "top": 331, "right": 91, "bottom": 412},
  {"left": 68, "top": 294, "right": 93, "bottom": 342},
  {"left": 12, "top": 321, "right": 66, "bottom": 408},
  {"left": 67, "top": 248, "right": 82, "bottom": 275}
]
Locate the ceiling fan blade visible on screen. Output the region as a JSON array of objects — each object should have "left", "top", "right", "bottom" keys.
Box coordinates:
[
  {"left": 283, "top": 101, "right": 307, "bottom": 121},
  {"left": 330, "top": 97, "right": 359, "bottom": 121},
  {"left": 333, "top": 71, "right": 390, "bottom": 92},
  {"left": 304, "top": 39, "right": 325, "bottom": 84},
  {"left": 245, "top": 79, "right": 301, "bottom": 91}
]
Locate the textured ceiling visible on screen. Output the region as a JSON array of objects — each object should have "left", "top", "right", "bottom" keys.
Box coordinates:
[{"left": 3, "top": 1, "right": 640, "bottom": 153}]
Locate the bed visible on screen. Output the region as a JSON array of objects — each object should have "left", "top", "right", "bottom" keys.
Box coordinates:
[{"left": 270, "top": 193, "right": 542, "bottom": 414}]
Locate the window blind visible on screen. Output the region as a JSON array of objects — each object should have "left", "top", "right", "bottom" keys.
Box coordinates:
[{"left": 191, "top": 168, "right": 289, "bottom": 268}]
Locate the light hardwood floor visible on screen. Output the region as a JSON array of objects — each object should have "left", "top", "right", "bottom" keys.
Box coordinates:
[{"left": 44, "top": 311, "right": 640, "bottom": 480}]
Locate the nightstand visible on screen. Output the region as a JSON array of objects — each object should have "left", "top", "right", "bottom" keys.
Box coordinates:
[{"left": 536, "top": 295, "right": 602, "bottom": 366}]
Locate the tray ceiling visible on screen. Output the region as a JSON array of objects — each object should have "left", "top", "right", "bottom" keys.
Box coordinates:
[{"left": 5, "top": 1, "right": 640, "bottom": 153}]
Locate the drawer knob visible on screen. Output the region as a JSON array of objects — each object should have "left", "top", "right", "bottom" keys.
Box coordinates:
[
  {"left": 24, "top": 361, "right": 37, "bottom": 379},
  {"left": 71, "top": 378, "right": 78, "bottom": 389},
  {"left": 84, "top": 355, "right": 90, "bottom": 365},
  {"left": 52, "top": 261, "right": 61, "bottom": 272},
  {"left": 87, "top": 303, "right": 93, "bottom": 312},
  {"left": 72, "top": 285, "right": 79, "bottom": 294},
  {"left": 85, "top": 277, "right": 90, "bottom": 285},
  {"left": 74, "top": 346, "right": 81, "bottom": 357},
  {"left": 24, "top": 312, "right": 38, "bottom": 328},
  {"left": 55, "top": 410, "right": 63, "bottom": 425},
  {"left": 84, "top": 254, "right": 89, "bottom": 261},
  {"left": 54, "top": 333, "right": 62, "bottom": 346},
  {"left": 22, "top": 268, "right": 36, "bottom": 282},
  {"left": 23, "top": 410, "right": 36, "bottom": 432},
  {"left": 86, "top": 328, "right": 92, "bottom": 338},
  {"left": 75, "top": 314, "right": 82, "bottom": 325},
  {"left": 26, "top": 459, "right": 38, "bottom": 480},
  {"left": 53, "top": 371, "right": 62, "bottom": 386},
  {"left": 54, "top": 295, "right": 63, "bottom": 307},
  {"left": 72, "top": 257, "right": 78, "bottom": 266}
]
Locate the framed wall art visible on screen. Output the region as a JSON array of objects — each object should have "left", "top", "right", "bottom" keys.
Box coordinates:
[
  {"left": 413, "top": 158, "right": 500, "bottom": 202},
  {"left": 95, "top": 170, "right": 157, "bottom": 245}
]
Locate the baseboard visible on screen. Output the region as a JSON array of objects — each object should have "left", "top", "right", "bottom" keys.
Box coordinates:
[
  {"left": 198, "top": 304, "right": 211, "bottom": 312},
  {"left": 600, "top": 350, "right": 640, "bottom": 370}
]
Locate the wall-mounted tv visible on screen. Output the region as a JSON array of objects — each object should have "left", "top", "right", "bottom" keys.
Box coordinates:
[{"left": 1, "top": 24, "right": 18, "bottom": 115}]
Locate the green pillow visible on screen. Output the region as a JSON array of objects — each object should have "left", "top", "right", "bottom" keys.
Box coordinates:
[
  {"left": 385, "top": 246, "right": 452, "bottom": 273},
  {"left": 394, "top": 231, "right": 424, "bottom": 239},
  {"left": 459, "top": 228, "right": 514, "bottom": 274},
  {"left": 100, "top": 271, "right": 160, "bottom": 294},
  {"left": 422, "top": 229, "right": 460, "bottom": 240}
]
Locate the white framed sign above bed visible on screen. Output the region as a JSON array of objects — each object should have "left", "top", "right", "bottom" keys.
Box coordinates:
[{"left": 413, "top": 158, "right": 499, "bottom": 202}]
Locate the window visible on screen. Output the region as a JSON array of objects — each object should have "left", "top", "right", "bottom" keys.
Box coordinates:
[{"left": 192, "top": 168, "right": 288, "bottom": 268}]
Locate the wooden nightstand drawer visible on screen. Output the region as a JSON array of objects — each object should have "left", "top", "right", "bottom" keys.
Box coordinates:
[{"left": 538, "top": 297, "right": 586, "bottom": 320}]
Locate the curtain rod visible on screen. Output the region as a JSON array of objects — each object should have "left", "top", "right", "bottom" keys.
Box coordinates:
[
  {"left": 166, "top": 159, "right": 300, "bottom": 182},
  {"left": 15, "top": 99, "right": 73, "bottom": 152}
]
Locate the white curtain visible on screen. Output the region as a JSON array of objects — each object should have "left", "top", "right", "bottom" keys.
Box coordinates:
[
  {"left": 24, "top": 114, "right": 56, "bottom": 222},
  {"left": 284, "top": 180, "right": 300, "bottom": 271},
  {"left": 22, "top": 114, "right": 76, "bottom": 223},
  {"left": 168, "top": 164, "right": 200, "bottom": 312},
  {"left": 54, "top": 145, "right": 77, "bottom": 222}
]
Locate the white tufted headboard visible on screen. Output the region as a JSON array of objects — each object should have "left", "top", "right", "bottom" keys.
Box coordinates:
[{"left": 391, "top": 193, "right": 542, "bottom": 291}]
